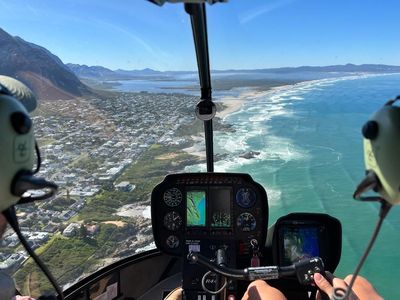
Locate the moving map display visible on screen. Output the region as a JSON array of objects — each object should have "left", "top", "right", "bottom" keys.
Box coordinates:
[
  {"left": 282, "top": 226, "right": 320, "bottom": 265},
  {"left": 186, "top": 190, "right": 206, "bottom": 226}
]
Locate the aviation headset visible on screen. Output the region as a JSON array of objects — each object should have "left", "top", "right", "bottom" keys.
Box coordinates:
[
  {"left": 354, "top": 96, "right": 400, "bottom": 205},
  {"left": 0, "top": 75, "right": 56, "bottom": 213}
]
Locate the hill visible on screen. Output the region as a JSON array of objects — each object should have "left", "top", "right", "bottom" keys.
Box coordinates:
[
  {"left": 0, "top": 28, "right": 90, "bottom": 100},
  {"left": 67, "top": 64, "right": 164, "bottom": 80}
]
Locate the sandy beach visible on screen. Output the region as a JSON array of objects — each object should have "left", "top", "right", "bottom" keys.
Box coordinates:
[
  {"left": 182, "top": 88, "right": 274, "bottom": 159},
  {"left": 182, "top": 134, "right": 206, "bottom": 159},
  {"left": 216, "top": 88, "right": 274, "bottom": 119}
]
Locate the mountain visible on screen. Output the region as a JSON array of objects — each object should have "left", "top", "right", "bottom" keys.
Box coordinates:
[
  {"left": 213, "top": 64, "right": 400, "bottom": 74},
  {"left": 67, "top": 64, "right": 165, "bottom": 80},
  {"left": 68, "top": 63, "right": 400, "bottom": 81},
  {"left": 0, "top": 28, "right": 90, "bottom": 100},
  {"left": 66, "top": 64, "right": 119, "bottom": 80},
  {"left": 115, "top": 68, "right": 162, "bottom": 76}
]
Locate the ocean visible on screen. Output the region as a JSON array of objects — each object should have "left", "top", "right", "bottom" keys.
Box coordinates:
[
  {"left": 208, "top": 73, "right": 400, "bottom": 299},
  {"left": 115, "top": 73, "right": 400, "bottom": 298}
]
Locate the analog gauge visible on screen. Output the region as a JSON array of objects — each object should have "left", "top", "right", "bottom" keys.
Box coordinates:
[
  {"left": 236, "top": 212, "right": 256, "bottom": 232},
  {"left": 166, "top": 235, "right": 180, "bottom": 249},
  {"left": 236, "top": 187, "right": 256, "bottom": 208},
  {"left": 163, "top": 211, "right": 183, "bottom": 231},
  {"left": 164, "top": 188, "right": 182, "bottom": 207}
]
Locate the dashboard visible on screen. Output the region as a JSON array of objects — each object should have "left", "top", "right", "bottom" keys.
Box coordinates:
[
  {"left": 151, "top": 173, "right": 268, "bottom": 258},
  {"left": 151, "top": 172, "right": 268, "bottom": 299},
  {"left": 151, "top": 173, "right": 341, "bottom": 300}
]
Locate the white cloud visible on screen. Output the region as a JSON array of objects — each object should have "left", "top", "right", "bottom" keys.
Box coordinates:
[{"left": 239, "top": 0, "right": 296, "bottom": 24}]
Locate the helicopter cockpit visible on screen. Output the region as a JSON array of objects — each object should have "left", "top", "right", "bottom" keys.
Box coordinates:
[
  {"left": 2, "top": 1, "right": 400, "bottom": 300},
  {"left": 148, "top": 172, "right": 341, "bottom": 299}
]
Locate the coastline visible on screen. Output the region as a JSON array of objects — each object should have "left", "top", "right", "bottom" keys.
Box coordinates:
[
  {"left": 182, "top": 87, "right": 278, "bottom": 159},
  {"left": 216, "top": 88, "right": 270, "bottom": 119},
  {"left": 213, "top": 72, "right": 391, "bottom": 121}
]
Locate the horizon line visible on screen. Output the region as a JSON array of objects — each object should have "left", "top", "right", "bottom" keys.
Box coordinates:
[{"left": 66, "top": 62, "right": 400, "bottom": 73}]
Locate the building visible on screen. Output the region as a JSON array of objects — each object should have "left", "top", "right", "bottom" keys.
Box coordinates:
[
  {"left": 63, "top": 223, "right": 81, "bottom": 237},
  {"left": 114, "top": 181, "right": 135, "bottom": 192}
]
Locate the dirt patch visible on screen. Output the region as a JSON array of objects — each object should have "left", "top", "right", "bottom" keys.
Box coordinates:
[
  {"left": 102, "top": 221, "right": 127, "bottom": 227},
  {"left": 155, "top": 153, "right": 179, "bottom": 160}
]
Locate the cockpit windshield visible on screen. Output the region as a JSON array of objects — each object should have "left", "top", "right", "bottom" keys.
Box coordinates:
[{"left": 1, "top": 1, "right": 400, "bottom": 299}]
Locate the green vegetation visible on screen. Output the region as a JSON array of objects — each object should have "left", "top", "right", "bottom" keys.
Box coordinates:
[
  {"left": 15, "top": 235, "right": 97, "bottom": 297},
  {"left": 76, "top": 142, "right": 199, "bottom": 221},
  {"left": 77, "top": 190, "right": 128, "bottom": 221},
  {"left": 119, "top": 144, "right": 199, "bottom": 199},
  {"left": 69, "top": 153, "right": 100, "bottom": 173},
  {"left": 15, "top": 223, "right": 134, "bottom": 297},
  {"left": 176, "top": 119, "right": 204, "bottom": 136},
  {"left": 42, "top": 197, "right": 76, "bottom": 211}
]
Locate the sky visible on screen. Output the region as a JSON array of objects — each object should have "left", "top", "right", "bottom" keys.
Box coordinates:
[{"left": 1, "top": 0, "right": 400, "bottom": 71}]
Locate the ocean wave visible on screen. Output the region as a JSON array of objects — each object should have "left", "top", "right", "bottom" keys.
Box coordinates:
[
  {"left": 265, "top": 188, "right": 282, "bottom": 206},
  {"left": 289, "top": 96, "right": 304, "bottom": 100}
]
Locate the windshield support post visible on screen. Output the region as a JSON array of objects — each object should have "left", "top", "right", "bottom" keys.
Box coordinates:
[{"left": 185, "top": 3, "right": 214, "bottom": 172}]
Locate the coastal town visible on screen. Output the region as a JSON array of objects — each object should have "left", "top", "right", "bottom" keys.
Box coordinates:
[{"left": 1, "top": 91, "right": 201, "bottom": 280}]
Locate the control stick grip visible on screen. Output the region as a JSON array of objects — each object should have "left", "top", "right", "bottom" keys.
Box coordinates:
[
  {"left": 245, "top": 266, "right": 279, "bottom": 280},
  {"left": 188, "top": 252, "right": 325, "bottom": 285},
  {"left": 294, "top": 257, "right": 325, "bottom": 285}
]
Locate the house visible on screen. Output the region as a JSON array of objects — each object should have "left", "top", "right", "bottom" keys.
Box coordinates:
[
  {"left": 63, "top": 223, "right": 80, "bottom": 237},
  {"left": 114, "top": 181, "right": 135, "bottom": 192}
]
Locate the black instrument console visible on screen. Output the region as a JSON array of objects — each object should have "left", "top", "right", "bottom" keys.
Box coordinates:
[
  {"left": 151, "top": 172, "right": 268, "bottom": 299},
  {"left": 151, "top": 173, "right": 342, "bottom": 300}
]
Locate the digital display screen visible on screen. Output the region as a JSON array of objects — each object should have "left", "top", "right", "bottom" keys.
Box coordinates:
[
  {"left": 282, "top": 226, "right": 320, "bottom": 265},
  {"left": 210, "top": 187, "right": 232, "bottom": 228},
  {"left": 186, "top": 190, "right": 206, "bottom": 227}
]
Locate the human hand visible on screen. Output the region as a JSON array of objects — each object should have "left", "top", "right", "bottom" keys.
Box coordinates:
[
  {"left": 314, "top": 272, "right": 383, "bottom": 300},
  {"left": 314, "top": 272, "right": 359, "bottom": 300},
  {"left": 164, "top": 287, "right": 183, "bottom": 300},
  {"left": 12, "top": 296, "right": 36, "bottom": 300},
  {"left": 241, "top": 280, "right": 287, "bottom": 300}
]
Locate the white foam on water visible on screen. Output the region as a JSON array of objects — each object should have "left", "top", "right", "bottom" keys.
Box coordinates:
[
  {"left": 135, "top": 241, "right": 156, "bottom": 254},
  {"left": 264, "top": 188, "right": 282, "bottom": 207},
  {"left": 186, "top": 73, "right": 394, "bottom": 203},
  {"left": 142, "top": 206, "right": 151, "bottom": 219},
  {"left": 258, "top": 135, "right": 309, "bottom": 163}
]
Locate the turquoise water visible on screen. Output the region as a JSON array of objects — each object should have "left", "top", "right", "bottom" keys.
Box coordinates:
[{"left": 208, "top": 74, "right": 400, "bottom": 299}]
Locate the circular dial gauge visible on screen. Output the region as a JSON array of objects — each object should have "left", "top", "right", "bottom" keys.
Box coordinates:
[
  {"left": 166, "top": 235, "right": 180, "bottom": 249},
  {"left": 163, "top": 188, "right": 182, "bottom": 207},
  {"left": 236, "top": 187, "right": 256, "bottom": 208},
  {"left": 236, "top": 212, "right": 256, "bottom": 232},
  {"left": 163, "top": 211, "right": 183, "bottom": 231}
]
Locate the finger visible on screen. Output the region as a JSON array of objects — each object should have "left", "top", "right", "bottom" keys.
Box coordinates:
[
  {"left": 344, "top": 275, "right": 383, "bottom": 300},
  {"left": 332, "top": 277, "right": 349, "bottom": 291},
  {"left": 331, "top": 278, "right": 361, "bottom": 300},
  {"left": 314, "top": 273, "right": 334, "bottom": 297},
  {"left": 164, "top": 287, "right": 183, "bottom": 300},
  {"left": 243, "top": 280, "right": 287, "bottom": 300}
]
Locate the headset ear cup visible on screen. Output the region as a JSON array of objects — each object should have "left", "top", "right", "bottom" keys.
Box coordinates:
[
  {"left": 0, "top": 93, "right": 35, "bottom": 212},
  {"left": 363, "top": 104, "right": 400, "bottom": 205},
  {"left": 0, "top": 77, "right": 38, "bottom": 212}
]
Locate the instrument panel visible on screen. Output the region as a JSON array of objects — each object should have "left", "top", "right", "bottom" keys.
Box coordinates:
[{"left": 151, "top": 173, "right": 269, "bottom": 258}]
